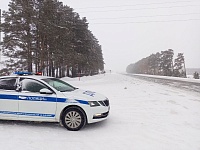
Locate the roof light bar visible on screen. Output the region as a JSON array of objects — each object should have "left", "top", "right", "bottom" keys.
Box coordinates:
[
  {"left": 13, "top": 71, "right": 42, "bottom": 76},
  {"left": 14, "top": 71, "right": 33, "bottom": 75}
]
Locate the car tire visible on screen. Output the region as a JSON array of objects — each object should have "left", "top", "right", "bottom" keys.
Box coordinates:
[{"left": 62, "top": 107, "right": 86, "bottom": 131}]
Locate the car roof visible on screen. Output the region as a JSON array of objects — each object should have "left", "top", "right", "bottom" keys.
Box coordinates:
[{"left": 0, "top": 75, "right": 55, "bottom": 80}]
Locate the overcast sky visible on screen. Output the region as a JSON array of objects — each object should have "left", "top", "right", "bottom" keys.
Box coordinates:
[{"left": 1, "top": 0, "right": 200, "bottom": 72}]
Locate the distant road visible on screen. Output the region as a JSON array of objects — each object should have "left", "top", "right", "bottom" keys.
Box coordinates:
[{"left": 126, "top": 73, "right": 200, "bottom": 93}]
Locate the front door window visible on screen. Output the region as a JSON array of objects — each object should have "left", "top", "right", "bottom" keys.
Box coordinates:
[
  {"left": 20, "top": 78, "right": 49, "bottom": 93},
  {"left": 18, "top": 78, "right": 57, "bottom": 120}
]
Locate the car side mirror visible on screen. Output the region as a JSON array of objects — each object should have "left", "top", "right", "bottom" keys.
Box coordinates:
[{"left": 40, "top": 88, "right": 53, "bottom": 94}]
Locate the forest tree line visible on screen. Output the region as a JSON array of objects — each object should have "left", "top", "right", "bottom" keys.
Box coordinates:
[
  {"left": 126, "top": 49, "right": 187, "bottom": 77},
  {"left": 0, "top": 0, "right": 104, "bottom": 77}
]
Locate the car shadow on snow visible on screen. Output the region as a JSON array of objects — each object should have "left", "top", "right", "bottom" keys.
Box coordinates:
[
  {"left": 0, "top": 119, "right": 109, "bottom": 131},
  {"left": 0, "top": 120, "right": 61, "bottom": 129},
  {"left": 83, "top": 120, "right": 109, "bottom": 131}
]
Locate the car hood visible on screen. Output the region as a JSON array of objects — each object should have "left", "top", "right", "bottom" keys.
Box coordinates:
[{"left": 61, "top": 89, "right": 107, "bottom": 102}]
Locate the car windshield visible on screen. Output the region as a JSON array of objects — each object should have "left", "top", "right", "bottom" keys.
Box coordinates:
[{"left": 42, "top": 78, "right": 76, "bottom": 92}]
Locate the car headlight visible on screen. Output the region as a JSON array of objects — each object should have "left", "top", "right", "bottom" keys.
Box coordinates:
[{"left": 88, "top": 101, "right": 100, "bottom": 107}]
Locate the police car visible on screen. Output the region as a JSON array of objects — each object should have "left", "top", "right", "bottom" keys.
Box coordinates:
[{"left": 0, "top": 72, "right": 109, "bottom": 131}]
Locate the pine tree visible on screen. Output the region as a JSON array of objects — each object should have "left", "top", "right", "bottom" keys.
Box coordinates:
[
  {"left": 1, "top": 0, "right": 35, "bottom": 72},
  {"left": 160, "top": 49, "right": 174, "bottom": 76},
  {"left": 1, "top": 0, "right": 104, "bottom": 77},
  {"left": 173, "top": 53, "right": 186, "bottom": 77},
  {"left": 148, "top": 52, "right": 161, "bottom": 75}
]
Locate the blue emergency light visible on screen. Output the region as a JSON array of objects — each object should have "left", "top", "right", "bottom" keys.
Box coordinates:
[
  {"left": 14, "top": 71, "right": 33, "bottom": 75},
  {"left": 14, "top": 71, "right": 42, "bottom": 75}
]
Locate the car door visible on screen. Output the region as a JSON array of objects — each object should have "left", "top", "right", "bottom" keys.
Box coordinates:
[
  {"left": 0, "top": 77, "right": 18, "bottom": 118},
  {"left": 18, "top": 77, "right": 57, "bottom": 121}
]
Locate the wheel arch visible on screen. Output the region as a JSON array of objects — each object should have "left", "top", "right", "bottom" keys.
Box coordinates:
[{"left": 60, "top": 105, "right": 88, "bottom": 124}]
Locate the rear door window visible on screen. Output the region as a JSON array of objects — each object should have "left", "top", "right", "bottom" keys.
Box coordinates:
[{"left": 0, "top": 78, "right": 17, "bottom": 90}]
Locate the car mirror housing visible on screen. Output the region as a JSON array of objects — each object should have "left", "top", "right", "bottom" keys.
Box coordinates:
[{"left": 40, "top": 88, "right": 53, "bottom": 94}]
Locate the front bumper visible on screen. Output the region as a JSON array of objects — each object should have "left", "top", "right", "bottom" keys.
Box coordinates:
[
  {"left": 87, "top": 106, "right": 110, "bottom": 124},
  {"left": 93, "top": 111, "right": 109, "bottom": 119}
]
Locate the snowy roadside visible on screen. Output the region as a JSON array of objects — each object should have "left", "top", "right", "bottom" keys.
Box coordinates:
[
  {"left": 126, "top": 73, "right": 200, "bottom": 84},
  {"left": 0, "top": 73, "right": 200, "bottom": 150},
  {"left": 125, "top": 73, "right": 200, "bottom": 93}
]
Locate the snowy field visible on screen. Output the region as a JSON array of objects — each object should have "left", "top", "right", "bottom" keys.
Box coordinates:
[{"left": 0, "top": 73, "right": 200, "bottom": 150}]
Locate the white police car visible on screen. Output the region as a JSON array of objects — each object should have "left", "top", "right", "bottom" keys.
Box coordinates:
[{"left": 0, "top": 72, "right": 109, "bottom": 131}]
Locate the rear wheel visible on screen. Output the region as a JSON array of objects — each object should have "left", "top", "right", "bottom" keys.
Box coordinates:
[{"left": 62, "top": 107, "right": 86, "bottom": 131}]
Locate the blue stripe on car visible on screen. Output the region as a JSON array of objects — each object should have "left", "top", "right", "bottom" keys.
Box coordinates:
[
  {"left": 0, "top": 94, "right": 89, "bottom": 105},
  {"left": 0, "top": 94, "right": 66, "bottom": 102},
  {"left": 18, "top": 95, "right": 66, "bottom": 103},
  {"left": 75, "top": 100, "right": 89, "bottom": 105},
  {"left": 0, "top": 94, "right": 18, "bottom": 100},
  {"left": 0, "top": 111, "right": 55, "bottom": 117}
]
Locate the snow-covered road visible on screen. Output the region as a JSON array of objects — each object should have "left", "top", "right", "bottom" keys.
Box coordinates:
[
  {"left": 0, "top": 73, "right": 200, "bottom": 150},
  {"left": 126, "top": 73, "right": 200, "bottom": 93}
]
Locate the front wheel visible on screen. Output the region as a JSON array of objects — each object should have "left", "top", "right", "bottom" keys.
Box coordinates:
[{"left": 62, "top": 107, "right": 86, "bottom": 131}]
